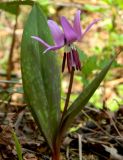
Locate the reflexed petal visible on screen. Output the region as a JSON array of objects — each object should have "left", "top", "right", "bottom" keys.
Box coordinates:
[
  {"left": 43, "top": 45, "right": 63, "bottom": 53},
  {"left": 73, "top": 10, "right": 82, "bottom": 41},
  {"left": 48, "top": 20, "right": 64, "bottom": 46},
  {"left": 82, "top": 18, "right": 101, "bottom": 38},
  {"left": 31, "top": 36, "right": 50, "bottom": 48},
  {"left": 60, "top": 16, "right": 78, "bottom": 44}
]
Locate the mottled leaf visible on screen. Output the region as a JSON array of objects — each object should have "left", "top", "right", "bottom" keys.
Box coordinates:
[
  {"left": 60, "top": 59, "right": 114, "bottom": 135},
  {"left": 21, "top": 4, "right": 60, "bottom": 150}
]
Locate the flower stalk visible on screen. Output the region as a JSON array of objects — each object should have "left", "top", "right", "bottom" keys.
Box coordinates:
[
  {"left": 52, "top": 67, "right": 75, "bottom": 160},
  {"left": 52, "top": 147, "right": 60, "bottom": 160},
  {"left": 61, "top": 67, "right": 75, "bottom": 121}
]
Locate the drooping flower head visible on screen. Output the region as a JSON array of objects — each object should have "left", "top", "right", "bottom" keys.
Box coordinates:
[{"left": 31, "top": 10, "right": 100, "bottom": 72}]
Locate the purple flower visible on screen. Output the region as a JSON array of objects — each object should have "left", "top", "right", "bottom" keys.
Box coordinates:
[{"left": 31, "top": 10, "right": 100, "bottom": 72}]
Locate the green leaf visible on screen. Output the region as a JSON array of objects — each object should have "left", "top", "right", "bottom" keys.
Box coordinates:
[
  {"left": 0, "top": 1, "right": 33, "bottom": 14},
  {"left": 110, "top": 33, "right": 123, "bottom": 46},
  {"left": 21, "top": 4, "right": 60, "bottom": 150},
  {"left": 37, "top": 0, "right": 49, "bottom": 5},
  {"left": 60, "top": 58, "right": 114, "bottom": 135},
  {"left": 116, "top": 0, "right": 123, "bottom": 8},
  {"left": 84, "top": 4, "right": 105, "bottom": 12},
  {"left": 102, "top": 0, "right": 123, "bottom": 8},
  {"left": 77, "top": 48, "right": 88, "bottom": 62},
  {"left": 102, "top": 0, "right": 113, "bottom": 5},
  {"left": 12, "top": 131, "right": 23, "bottom": 160},
  {"left": 82, "top": 55, "right": 98, "bottom": 76}
]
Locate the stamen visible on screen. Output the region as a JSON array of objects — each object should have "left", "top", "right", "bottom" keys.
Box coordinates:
[
  {"left": 72, "top": 50, "right": 78, "bottom": 70},
  {"left": 67, "top": 52, "right": 71, "bottom": 73},
  {"left": 62, "top": 52, "right": 66, "bottom": 72},
  {"left": 70, "top": 51, "right": 76, "bottom": 68},
  {"left": 72, "top": 49, "right": 81, "bottom": 70},
  {"left": 65, "top": 45, "right": 81, "bottom": 72}
]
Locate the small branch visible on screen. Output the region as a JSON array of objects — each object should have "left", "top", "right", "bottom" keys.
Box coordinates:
[
  {"left": 6, "top": 7, "right": 19, "bottom": 84},
  {"left": 78, "top": 134, "right": 82, "bottom": 160}
]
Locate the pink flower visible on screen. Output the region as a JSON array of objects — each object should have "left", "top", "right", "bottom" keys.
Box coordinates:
[{"left": 31, "top": 11, "right": 100, "bottom": 72}]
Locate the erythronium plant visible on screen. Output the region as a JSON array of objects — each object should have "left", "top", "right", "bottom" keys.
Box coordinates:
[{"left": 21, "top": 4, "right": 114, "bottom": 160}]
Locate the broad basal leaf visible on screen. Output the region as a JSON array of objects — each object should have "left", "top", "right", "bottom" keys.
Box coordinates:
[
  {"left": 21, "top": 4, "right": 60, "bottom": 150},
  {"left": 60, "top": 59, "right": 114, "bottom": 135}
]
